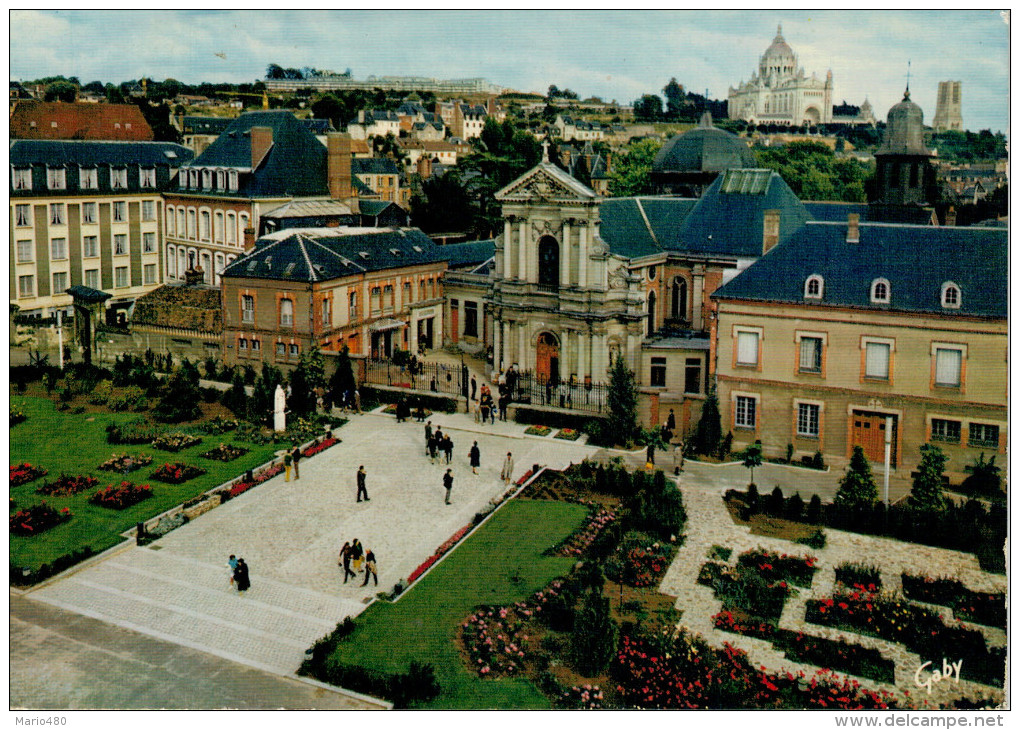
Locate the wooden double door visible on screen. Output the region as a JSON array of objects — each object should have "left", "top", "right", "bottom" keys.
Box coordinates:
[{"left": 851, "top": 410, "right": 897, "bottom": 467}]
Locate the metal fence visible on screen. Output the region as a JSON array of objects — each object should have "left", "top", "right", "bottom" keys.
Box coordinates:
[
  {"left": 364, "top": 357, "right": 468, "bottom": 398},
  {"left": 512, "top": 370, "right": 609, "bottom": 414}
]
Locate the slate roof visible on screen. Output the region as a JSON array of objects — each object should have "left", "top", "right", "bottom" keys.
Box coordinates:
[
  {"left": 803, "top": 201, "right": 935, "bottom": 226},
  {"left": 352, "top": 158, "right": 401, "bottom": 176},
  {"left": 222, "top": 227, "right": 445, "bottom": 282},
  {"left": 712, "top": 221, "right": 1006, "bottom": 319},
  {"left": 262, "top": 199, "right": 354, "bottom": 219},
  {"left": 182, "top": 116, "right": 232, "bottom": 136},
  {"left": 653, "top": 114, "right": 755, "bottom": 173},
  {"left": 358, "top": 200, "right": 400, "bottom": 216},
  {"left": 438, "top": 240, "right": 496, "bottom": 268},
  {"left": 11, "top": 101, "right": 154, "bottom": 141},
  {"left": 598, "top": 197, "right": 698, "bottom": 258},
  {"left": 184, "top": 111, "right": 330, "bottom": 198},
  {"left": 302, "top": 118, "right": 336, "bottom": 134}
]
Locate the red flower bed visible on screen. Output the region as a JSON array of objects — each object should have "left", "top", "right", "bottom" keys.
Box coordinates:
[
  {"left": 737, "top": 547, "right": 818, "bottom": 588},
  {"left": 408, "top": 524, "right": 472, "bottom": 584},
  {"left": 302, "top": 436, "right": 338, "bottom": 458},
  {"left": 10, "top": 463, "right": 47, "bottom": 487},
  {"left": 10, "top": 502, "right": 72, "bottom": 536},
  {"left": 901, "top": 572, "right": 1006, "bottom": 630},
  {"left": 228, "top": 463, "right": 284, "bottom": 498},
  {"left": 553, "top": 507, "right": 616, "bottom": 557},
  {"left": 151, "top": 462, "right": 206, "bottom": 484},
  {"left": 36, "top": 474, "right": 99, "bottom": 497},
  {"left": 89, "top": 481, "right": 153, "bottom": 510},
  {"left": 516, "top": 469, "right": 534, "bottom": 486}
]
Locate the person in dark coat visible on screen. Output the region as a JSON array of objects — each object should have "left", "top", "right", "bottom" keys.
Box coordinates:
[
  {"left": 646, "top": 442, "right": 656, "bottom": 466},
  {"left": 338, "top": 541, "right": 356, "bottom": 583},
  {"left": 234, "top": 558, "right": 250, "bottom": 593},
  {"left": 361, "top": 550, "right": 378, "bottom": 587},
  {"left": 356, "top": 465, "right": 370, "bottom": 502},
  {"left": 498, "top": 394, "right": 509, "bottom": 422},
  {"left": 350, "top": 538, "right": 364, "bottom": 573},
  {"left": 443, "top": 469, "right": 454, "bottom": 504},
  {"left": 470, "top": 375, "right": 477, "bottom": 401},
  {"left": 666, "top": 409, "right": 676, "bottom": 433},
  {"left": 291, "top": 445, "right": 302, "bottom": 480},
  {"left": 479, "top": 397, "right": 490, "bottom": 424},
  {"left": 443, "top": 435, "right": 454, "bottom": 464},
  {"left": 469, "top": 441, "right": 481, "bottom": 474},
  {"left": 427, "top": 433, "right": 438, "bottom": 463},
  {"left": 424, "top": 421, "right": 433, "bottom": 455}
]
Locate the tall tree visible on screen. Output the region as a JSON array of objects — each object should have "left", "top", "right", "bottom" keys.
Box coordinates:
[
  {"left": 570, "top": 588, "right": 618, "bottom": 675},
  {"left": 606, "top": 355, "right": 639, "bottom": 446},
  {"left": 742, "top": 441, "right": 763, "bottom": 486},
  {"left": 45, "top": 81, "right": 78, "bottom": 103},
  {"left": 908, "top": 444, "right": 949, "bottom": 512},
  {"left": 632, "top": 94, "right": 663, "bottom": 121},
  {"left": 692, "top": 386, "right": 722, "bottom": 456},
  {"left": 608, "top": 138, "right": 663, "bottom": 197},
  {"left": 663, "top": 78, "right": 686, "bottom": 118},
  {"left": 834, "top": 446, "right": 878, "bottom": 510},
  {"left": 328, "top": 346, "right": 357, "bottom": 408}
]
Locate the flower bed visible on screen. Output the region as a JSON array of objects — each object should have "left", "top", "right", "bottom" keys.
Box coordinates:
[
  {"left": 152, "top": 433, "right": 202, "bottom": 452},
  {"left": 10, "top": 503, "right": 72, "bottom": 537},
  {"left": 227, "top": 463, "right": 284, "bottom": 498},
  {"left": 151, "top": 462, "right": 207, "bottom": 484},
  {"left": 805, "top": 588, "right": 1004, "bottom": 687},
  {"left": 98, "top": 453, "right": 153, "bottom": 474},
  {"left": 408, "top": 524, "right": 472, "bottom": 584},
  {"left": 557, "top": 684, "right": 604, "bottom": 709},
  {"left": 200, "top": 443, "right": 249, "bottom": 462},
  {"left": 106, "top": 420, "right": 162, "bottom": 445},
  {"left": 302, "top": 436, "right": 339, "bottom": 458},
  {"left": 698, "top": 560, "right": 793, "bottom": 621},
  {"left": 10, "top": 462, "right": 47, "bottom": 487},
  {"left": 736, "top": 548, "right": 818, "bottom": 588},
  {"left": 550, "top": 506, "right": 616, "bottom": 557},
  {"left": 194, "top": 416, "right": 240, "bottom": 435},
  {"left": 612, "top": 542, "right": 674, "bottom": 588},
  {"left": 712, "top": 611, "right": 896, "bottom": 684},
  {"left": 524, "top": 425, "right": 552, "bottom": 437},
  {"left": 834, "top": 561, "right": 881, "bottom": 591},
  {"left": 901, "top": 573, "right": 1006, "bottom": 630},
  {"left": 10, "top": 403, "right": 27, "bottom": 427},
  {"left": 36, "top": 474, "right": 100, "bottom": 497},
  {"left": 554, "top": 428, "right": 581, "bottom": 441},
  {"left": 89, "top": 481, "right": 153, "bottom": 510}
]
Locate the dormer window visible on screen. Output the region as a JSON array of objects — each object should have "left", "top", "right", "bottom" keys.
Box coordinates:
[
  {"left": 804, "top": 274, "right": 824, "bottom": 299},
  {"left": 940, "top": 282, "right": 961, "bottom": 309},
  {"left": 80, "top": 167, "right": 98, "bottom": 189},
  {"left": 12, "top": 167, "right": 31, "bottom": 190},
  {"left": 870, "top": 278, "right": 890, "bottom": 304},
  {"left": 216, "top": 170, "right": 225, "bottom": 190},
  {"left": 140, "top": 167, "right": 156, "bottom": 188},
  {"left": 228, "top": 170, "right": 239, "bottom": 191},
  {"left": 202, "top": 169, "right": 212, "bottom": 189},
  {"left": 110, "top": 167, "right": 127, "bottom": 189},
  {"left": 189, "top": 169, "right": 199, "bottom": 188},
  {"left": 47, "top": 167, "right": 66, "bottom": 190}
]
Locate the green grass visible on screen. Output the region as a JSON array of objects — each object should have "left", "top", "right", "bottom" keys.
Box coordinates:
[
  {"left": 331, "top": 499, "right": 587, "bottom": 709},
  {"left": 10, "top": 397, "right": 283, "bottom": 570}
]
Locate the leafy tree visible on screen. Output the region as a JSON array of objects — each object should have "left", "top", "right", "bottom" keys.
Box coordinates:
[
  {"left": 961, "top": 453, "right": 1002, "bottom": 497},
  {"left": 328, "top": 346, "right": 357, "bottom": 408},
  {"left": 608, "top": 138, "right": 663, "bottom": 197},
  {"left": 288, "top": 364, "right": 316, "bottom": 419},
  {"left": 908, "top": 444, "right": 949, "bottom": 512},
  {"left": 692, "top": 386, "right": 722, "bottom": 456},
  {"left": 605, "top": 355, "right": 639, "bottom": 446},
  {"left": 570, "top": 588, "right": 618, "bottom": 675},
  {"left": 834, "top": 446, "right": 878, "bottom": 510},
  {"left": 266, "top": 63, "right": 286, "bottom": 79},
  {"left": 83, "top": 80, "right": 106, "bottom": 94},
  {"left": 299, "top": 346, "right": 327, "bottom": 390},
  {"left": 742, "top": 441, "right": 763, "bottom": 486},
  {"left": 663, "top": 78, "right": 686, "bottom": 118},
  {"left": 45, "top": 81, "right": 78, "bottom": 103},
  {"left": 754, "top": 141, "right": 872, "bottom": 202},
  {"left": 632, "top": 94, "right": 663, "bottom": 121},
  {"left": 410, "top": 171, "right": 478, "bottom": 233},
  {"left": 153, "top": 360, "right": 202, "bottom": 423}
]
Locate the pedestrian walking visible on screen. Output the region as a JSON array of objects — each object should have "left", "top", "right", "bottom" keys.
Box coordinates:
[
  {"left": 498, "top": 393, "right": 509, "bottom": 422},
  {"left": 428, "top": 433, "right": 438, "bottom": 462},
  {"left": 470, "top": 375, "right": 477, "bottom": 401},
  {"left": 443, "top": 434, "right": 454, "bottom": 464},
  {"left": 443, "top": 469, "right": 454, "bottom": 504},
  {"left": 361, "top": 550, "right": 378, "bottom": 587},
  {"left": 351, "top": 538, "right": 364, "bottom": 573},
  {"left": 354, "top": 388, "right": 361, "bottom": 413},
  {"left": 646, "top": 441, "right": 656, "bottom": 467},
  {"left": 284, "top": 451, "right": 293, "bottom": 482},
  {"left": 234, "top": 558, "right": 250, "bottom": 593},
  {"left": 424, "top": 421, "right": 433, "bottom": 455},
  {"left": 469, "top": 441, "right": 480, "bottom": 474},
  {"left": 227, "top": 554, "right": 238, "bottom": 587},
  {"left": 501, "top": 452, "right": 514, "bottom": 486},
  {"left": 666, "top": 408, "right": 676, "bottom": 435},
  {"left": 338, "top": 541, "right": 356, "bottom": 583},
  {"left": 356, "top": 465, "right": 370, "bottom": 502},
  {"left": 291, "top": 445, "right": 302, "bottom": 480}
]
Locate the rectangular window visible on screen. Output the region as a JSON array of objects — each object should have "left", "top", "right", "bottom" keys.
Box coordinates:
[
  {"left": 736, "top": 331, "right": 759, "bottom": 366},
  {"left": 280, "top": 299, "right": 294, "bottom": 327},
  {"left": 684, "top": 358, "right": 701, "bottom": 394},
  {"left": 114, "top": 234, "right": 128, "bottom": 255},
  {"left": 52, "top": 271, "right": 68, "bottom": 293},
  {"left": 80, "top": 167, "right": 98, "bottom": 189},
  {"left": 187, "top": 210, "right": 197, "bottom": 239},
  {"left": 864, "top": 342, "right": 890, "bottom": 380},
  {"left": 143, "top": 263, "right": 157, "bottom": 284},
  {"left": 13, "top": 168, "right": 32, "bottom": 191},
  {"left": 968, "top": 423, "right": 999, "bottom": 449},
  {"left": 242, "top": 295, "right": 255, "bottom": 323},
  {"left": 16, "top": 239, "right": 33, "bottom": 262},
  {"left": 113, "top": 201, "right": 127, "bottom": 222},
  {"left": 83, "top": 236, "right": 99, "bottom": 258},
  {"left": 349, "top": 291, "right": 358, "bottom": 321},
  {"left": 143, "top": 232, "right": 156, "bottom": 253},
  {"left": 50, "top": 203, "right": 64, "bottom": 225},
  {"left": 15, "top": 204, "right": 31, "bottom": 226},
  {"left": 289, "top": 343, "right": 299, "bottom": 356},
  {"left": 799, "top": 337, "right": 822, "bottom": 373},
  {"left": 18, "top": 275, "right": 34, "bottom": 298},
  {"left": 47, "top": 167, "right": 66, "bottom": 190},
  {"left": 81, "top": 202, "right": 97, "bottom": 224},
  {"left": 464, "top": 301, "right": 478, "bottom": 337},
  {"left": 931, "top": 418, "right": 961, "bottom": 443},
  {"left": 238, "top": 338, "right": 248, "bottom": 351},
  {"left": 251, "top": 339, "right": 261, "bottom": 352},
  {"left": 84, "top": 269, "right": 99, "bottom": 289},
  {"left": 934, "top": 348, "right": 962, "bottom": 387},
  {"left": 383, "top": 284, "right": 394, "bottom": 309},
  {"left": 276, "top": 342, "right": 286, "bottom": 357},
  {"left": 50, "top": 238, "right": 67, "bottom": 260},
  {"left": 321, "top": 297, "right": 331, "bottom": 327},
  {"left": 141, "top": 200, "right": 155, "bottom": 221},
  {"left": 797, "top": 403, "right": 820, "bottom": 437},
  {"left": 140, "top": 168, "right": 156, "bottom": 188},
  {"left": 735, "top": 395, "right": 757, "bottom": 429},
  {"left": 650, "top": 357, "right": 667, "bottom": 387},
  {"left": 111, "top": 168, "right": 127, "bottom": 189},
  {"left": 114, "top": 266, "right": 129, "bottom": 288}
]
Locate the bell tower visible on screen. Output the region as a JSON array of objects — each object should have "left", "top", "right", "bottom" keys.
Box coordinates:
[{"left": 871, "top": 88, "right": 935, "bottom": 206}]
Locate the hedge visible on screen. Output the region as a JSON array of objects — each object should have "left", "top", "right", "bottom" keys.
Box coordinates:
[{"left": 360, "top": 384, "right": 458, "bottom": 414}]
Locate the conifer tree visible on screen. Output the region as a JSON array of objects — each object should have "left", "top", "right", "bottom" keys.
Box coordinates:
[
  {"left": 908, "top": 443, "right": 949, "bottom": 512},
  {"left": 570, "top": 588, "right": 618, "bottom": 676},
  {"left": 329, "top": 346, "right": 357, "bottom": 408},
  {"left": 834, "top": 446, "right": 879, "bottom": 510},
  {"left": 693, "top": 386, "right": 722, "bottom": 455},
  {"left": 606, "top": 355, "right": 638, "bottom": 446}
]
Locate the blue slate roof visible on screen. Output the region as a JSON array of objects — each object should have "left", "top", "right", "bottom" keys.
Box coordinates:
[
  {"left": 599, "top": 197, "right": 696, "bottom": 258},
  {"left": 222, "top": 227, "right": 445, "bottom": 283},
  {"left": 302, "top": 118, "right": 335, "bottom": 134},
  {"left": 182, "top": 116, "right": 232, "bottom": 135},
  {"left": 803, "top": 201, "right": 934, "bottom": 226},
  {"left": 352, "top": 158, "right": 400, "bottom": 176},
  {"left": 439, "top": 240, "right": 495, "bottom": 268},
  {"left": 184, "top": 111, "right": 330, "bottom": 198},
  {"left": 712, "top": 221, "right": 1006, "bottom": 319}
]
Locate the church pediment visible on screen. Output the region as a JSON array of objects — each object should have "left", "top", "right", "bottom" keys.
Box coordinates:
[{"left": 495, "top": 162, "right": 597, "bottom": 204}]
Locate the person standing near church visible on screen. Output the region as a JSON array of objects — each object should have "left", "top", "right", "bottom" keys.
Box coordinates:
[
  {"left": 424, "top": 420, "right": 433, "bottom": 455},
  {"left": 469, "top": 441, "right": 481, "bottom": 474},
  {"left": 356, "top": 465, "right": 370, "bottom": 502},
  {"left": 443, "top": 469, "right": 454, "bottom": 504},
  {"left": 291, "top": 445, "right": 302, "bottom": 480},
  {"left": 470, "top": 375, "right": 477, "bottom": 401}
]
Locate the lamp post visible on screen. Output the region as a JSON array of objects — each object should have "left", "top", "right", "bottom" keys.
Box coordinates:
[{"left": 883, "top": 415, "right": 893, "bottom": 506}]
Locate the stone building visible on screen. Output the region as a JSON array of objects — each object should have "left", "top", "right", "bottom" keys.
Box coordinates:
[
  {"left": 932, "top": 81, "right": 963, "bottom": 132},
  {"left": 727, "top": 25, "right": 833, "bottom": 126},
  {"left": 870, "top": 88, "right": 937, "bottom": 207}
]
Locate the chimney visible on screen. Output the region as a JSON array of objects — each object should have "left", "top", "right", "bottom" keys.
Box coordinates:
[
  {"left": 417, "top": 155, "right": 432, "bottom": 179},
  {"left": 846, "top": 213, "right": 860, "bottom": 243},
  {"left": 250, "top": 126, "right": 273, "bottom": 169},
  {"left": 183, "top": 266, "right": 204, "bottom": 286},
  {"left": 243, "top": 227, "right": 256, "bottom": 251},
  {"left": 762, "top": 209, "right": 780, "bottom": 253},
  {"left": 327, "top": 132, "right": 353, "bottom": 200},
  {"left": 946, "top": 206, "right": 957, "bottom": 227}
]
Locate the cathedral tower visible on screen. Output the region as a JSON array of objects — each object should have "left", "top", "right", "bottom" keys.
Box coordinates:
[{"left": 871, "top": 88, "right": 936, "bottom": 206}]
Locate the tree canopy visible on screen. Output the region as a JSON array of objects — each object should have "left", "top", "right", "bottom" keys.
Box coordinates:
[
  {"left": 754, "top": 141, "right": 871, "bottom": 202},
  {"left": 608, "top": 138, "right": 663, "bottom": 197}
]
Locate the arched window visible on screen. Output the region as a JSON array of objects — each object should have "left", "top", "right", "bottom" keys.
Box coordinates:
[
  {"left": 870, "top": 278, "right": 890, "bottom": 304},
  {"left": 647, "top": 291, "right": 657, "bottom": 336},
  {"left": 216, "top": 170, "right": 225, "bottom": 190},
  {"left": 166, "top": 245, "right": 176, "bottom": 278},
  {"left": 239, "top": 213, "right": 250, "bottom": 243},
  {"left": 280, "top": 298, "right": 294, "bottom": 327},
  {"left": 804, "top": 274, "right": 824, "bottom": 299},
  {"left": 176, "top": 209, "right": 185, "bottom": 238},
  {"left": 200, "top": 210, "right": 211, "bottom": 241},
  {"left": 165, "top": 206, "right": 176, "bottom": 236},
  {"left": 670, "top": 277, "right": 688, "bottom": 321},
  {"left": 538, "top": 236, "right": 559, "bottom": 288},
  {"left": 226, "top": 212, "right": 237, "bottom": 244},
  {"left": 941, "top": 281, "right": 961, "bottom": 309},
  {"left": 214, "top": 211, "right": 223, "bottom": 242}
]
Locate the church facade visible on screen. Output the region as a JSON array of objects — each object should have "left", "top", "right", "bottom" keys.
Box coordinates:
[{"left": 727, "top": 25, "right": 834, "bottom": 126}]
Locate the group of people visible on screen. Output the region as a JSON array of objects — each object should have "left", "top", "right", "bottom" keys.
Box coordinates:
[
  {"left": 424, "top": 422, "right": 456, "bottom": 464},
  {"left": 334, "top": 388, "right": 362, "bottom": 414},
  {"left": 394, "top": 398, "right": 429, "bottom": 423},
  {"left": 284, "top": 445, "right": 303, "bottom": 481},
  {"left": 227, "top": 554, "right": 251, "bottom": 593},
  {"left": 471, "top": 376, "right": 511, "bottom": 424},
  {"left": 338, "top": 538, "right": 377, "bottom": 586}
]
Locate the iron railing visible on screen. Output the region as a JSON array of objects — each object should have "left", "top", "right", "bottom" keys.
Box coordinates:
[{"left": 364, "top": 357, "right": 468, "bottom": 398}]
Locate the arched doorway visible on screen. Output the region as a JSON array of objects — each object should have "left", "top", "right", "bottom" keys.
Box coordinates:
[
  {"left": 536, "top": 332, "right": 560, "bottom": 384},
  {"left": 647, "top": 291, "right": 657, "bottom": 337},
  {"left": 670, "top": 277, "right": 688, "bottom": 322},
  {"left": 538, "top": 236, "right": 559, "bottom": 288},
  {"left": 803, "top": 106, "right": 821, "bottom": 125}
]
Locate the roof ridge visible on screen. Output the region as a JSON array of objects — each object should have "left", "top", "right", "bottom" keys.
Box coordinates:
[
  {"left": 303, "top": 235, "right": 367, "bottom": 272},
  {"left": 294, "top": 233, "right": 319, "bottom": 282},
  {"left": 633, "top": 199, "right": 659, "bottom": 247}
]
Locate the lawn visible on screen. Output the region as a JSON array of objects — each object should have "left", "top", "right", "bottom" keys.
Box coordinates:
[
  {"left": 330, "top": 499, "right": 587, "bottom": 709},
  {"left": 10, "top": 397, "right": 283, "bottom": 570}
]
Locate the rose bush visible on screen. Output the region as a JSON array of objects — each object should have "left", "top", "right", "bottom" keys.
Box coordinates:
[
  {"left": 151, "top": 433, "right": 202, "bottom": 452},
  {"left": 151, "top": 462, "right": 206, "bottom": 484},
  {"left": 10, "top": 462, "right": 47, "bottom": 487},
  {"left": 200, "top": 444, "right": 249, "bottom": 462},
  {"left": 89, "top": 481, "right": 153, "bottom": 510},
  {"left": 10, "top": 502, "right": 71, "bottom": 536},
  {"left": 36, "top": 474, "right": 100, "bottom": 497},
  {"left": 98, "top": 453, "right": 153, "bottom": 473}
]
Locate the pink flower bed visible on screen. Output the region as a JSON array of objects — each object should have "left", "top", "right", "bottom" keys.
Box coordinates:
[
  {"left": 229, "top": 463, "right": 284, "bottom": 498},
  {"left": 302, "top": 436, "right": 338, "bottom": 458},
  {"left": 554, "top": 507, "right": 616, "bottom": 557}
]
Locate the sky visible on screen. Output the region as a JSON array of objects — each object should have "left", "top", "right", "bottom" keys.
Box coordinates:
[{"left": 8, "top": 9, "right": 1011, "bottom": 133}]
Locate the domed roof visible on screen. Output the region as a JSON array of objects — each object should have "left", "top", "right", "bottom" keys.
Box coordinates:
[
  {"left": 652, "top": 112, "right": 756, "bottom": 174},
  {"left": 762, "top": 24, "right": 795, "bottom": 61},
  {"left": 877, "top": 88, "right": 931, "bottom": 157}
]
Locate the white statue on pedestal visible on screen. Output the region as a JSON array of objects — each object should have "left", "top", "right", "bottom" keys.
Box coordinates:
[{"left": 274, "top": 384, "right": 286, "bottom": 432}]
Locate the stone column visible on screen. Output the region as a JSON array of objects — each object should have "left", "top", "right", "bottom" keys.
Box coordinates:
[
  {"left": 578, "top": 330, "right": 588, "bottom": 383},
  {"left": 578, "top": 223, "right": 588, "bottom": 288},
  {"left": 692, "top": 267, "right": 705, "bottom": 329},
  {"left": 457, "top": 300, "right": 465, "bottom": 338},
  {"left": 502, "top": 219, "right": 513, "bottom": 279},
  {"left": 518, "top": 219, "right": 528, "bottom": 282},
  {"left": 560, "top": 219, "right": 571, "bottom": 286},
  {"left": 493, "top": 317, "right": 503, "bottom": 370},
  {"left": 517, "top": 322, "right": 527, "bottom": 367}
]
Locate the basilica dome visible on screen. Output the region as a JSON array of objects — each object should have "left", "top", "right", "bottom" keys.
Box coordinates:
[{"left": 652, "top": 112, "right": 755, "bottom": 175}]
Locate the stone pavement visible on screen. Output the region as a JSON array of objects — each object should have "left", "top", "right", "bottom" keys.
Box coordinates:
[
  {"left": 20, "top": 410, "right": 598, "bottom": 706},
  {"left": 658, "top": 461, "right": 1006, "bottom": 707}
]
